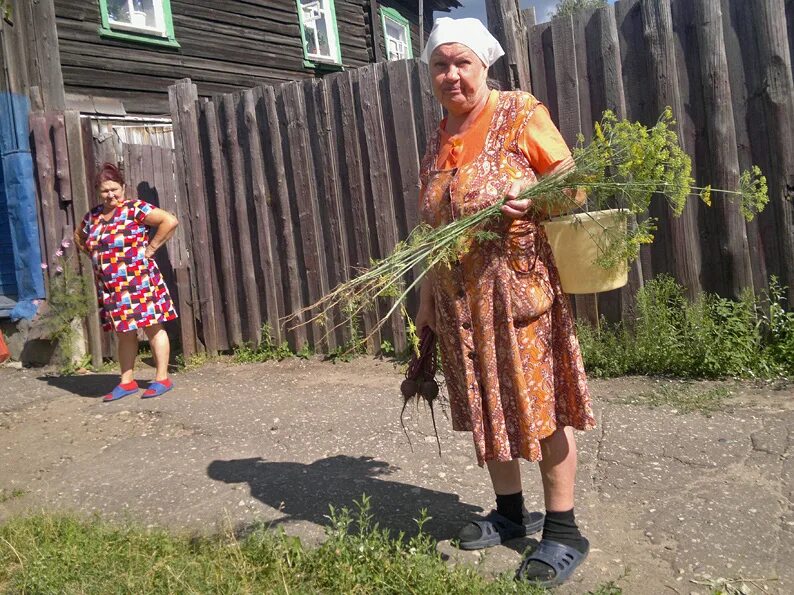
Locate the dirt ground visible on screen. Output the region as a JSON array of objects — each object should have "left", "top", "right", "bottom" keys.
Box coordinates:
[{"left": 0, "top": 357, "right": 792, "bottom": 594}]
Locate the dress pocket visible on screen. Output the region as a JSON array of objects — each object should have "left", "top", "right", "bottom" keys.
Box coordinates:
[{"left": 506, "top": 228, "right": 554, "bottom": 326}]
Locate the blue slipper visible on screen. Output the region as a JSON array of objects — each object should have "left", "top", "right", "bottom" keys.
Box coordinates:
[
  {"left": 102, "top": 383, "right": 139, "bottom": 402},
  {"left": 457, "top": 510, "right": 544, "bottom": 550},
  {"left": 142, "top": 379, "right": 173, "bottom": 399},
  {"left": 515, "top": 538, "right": 590, "bottom": 587}
]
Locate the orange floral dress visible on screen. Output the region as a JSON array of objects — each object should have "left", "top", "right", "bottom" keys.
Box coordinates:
[{"left": 419, "top": 90, "right": 596, "bottom": 466}]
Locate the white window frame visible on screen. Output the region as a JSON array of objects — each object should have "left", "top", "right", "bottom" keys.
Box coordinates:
[
  {"left": 381, "top": 7, "right": 413, "bottom": 61},
  {"left": 98, "top": 0, "right": 179, "bottom": 48},
  {"left": 297, "top": 0, "right": 342, "bottom": 66},
  {"left": 106, "top": 0, "right": 168, "bottom": 37}
]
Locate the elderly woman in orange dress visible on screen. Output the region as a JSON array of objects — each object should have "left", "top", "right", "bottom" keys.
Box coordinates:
[{"left": 415, "top": 18, "right": 596, "bottom": 586}]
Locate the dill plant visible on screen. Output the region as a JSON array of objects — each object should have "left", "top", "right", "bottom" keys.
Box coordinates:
[{"left": 284, "top": 109, "right": 768, "bottom": 349}]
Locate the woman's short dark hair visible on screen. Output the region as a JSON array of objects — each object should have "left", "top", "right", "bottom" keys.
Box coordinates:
[{"left": 95, "top": 162, "right": 125, "bottom": 188}]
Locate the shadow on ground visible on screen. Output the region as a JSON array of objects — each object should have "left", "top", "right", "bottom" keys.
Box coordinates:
[
  {"left": 37, "top": 374, "right": 156, "bottom": 398},
  {"left": 207, "top": 455, "right": 487, "bottom": 542}
]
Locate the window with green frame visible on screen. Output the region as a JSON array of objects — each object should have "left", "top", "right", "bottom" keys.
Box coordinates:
[
  {"left": 381, "top": 7, "right": 412, "bottom": 61},
  {"left": 98, "top": 0, "right": 179, "bottom": 48},
  {"left": 296, "top": 0, "right": 343, "bottom": 68}
]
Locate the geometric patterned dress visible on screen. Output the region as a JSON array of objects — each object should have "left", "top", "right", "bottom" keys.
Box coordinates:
[{"left": 80, "top": 199, "right": 178, "bottom": 333}]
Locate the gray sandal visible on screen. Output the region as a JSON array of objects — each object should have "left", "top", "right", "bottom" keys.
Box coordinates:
[
  {"left": 515, "top": 538, "right": 590, "bottom": 587},
  {"left": 457, "top": 510, "right": 544, "bottom": 551}
]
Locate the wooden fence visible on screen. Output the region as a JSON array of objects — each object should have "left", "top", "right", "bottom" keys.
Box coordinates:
[
  {"left": 169, "top": 0, "right": 794, "bottom": 356},
  {"left": 169, "top": 59, "right": 441, "bottom": 356},
  {"left": 525, "top": 0, "right": 794, "bottom": 321}
]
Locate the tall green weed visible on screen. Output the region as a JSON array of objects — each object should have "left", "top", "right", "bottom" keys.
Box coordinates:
[{"left": 578, "top": 276, "right": 793, "bottom": 378}]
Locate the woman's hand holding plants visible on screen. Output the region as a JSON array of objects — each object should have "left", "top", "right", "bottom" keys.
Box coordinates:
[{"left": 501, "top": 179, "right": 535, "bottom": 219}]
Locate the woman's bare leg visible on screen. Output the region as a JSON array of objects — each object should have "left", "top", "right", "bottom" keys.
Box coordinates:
[
  {"left": 486, "top": 459, "right": 522, "bottom": 495},
  {"left": 143, "top": 324, "right": 170, "bottom": 382},
  {"left": 117, "top": 330, "right": 138, "bottom": 384},
  {"left": 538, "top": 426, "right": 577, "bottom": 511}
]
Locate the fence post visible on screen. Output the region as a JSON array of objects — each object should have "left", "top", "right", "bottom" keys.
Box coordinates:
[
  {"left": 641, "top": 0, "right": 703, "bottom": 299},
  {"left": 486, "top": 0, "right": 532, "bottom": 91},
  {"left": 694, "top": 0, "right": 753, "bottom": 299},
  {"left": 168, "top": 79, "right": 216, "bottom": 356},
  {"left": 64, "top": 110, "right": 103, "bottom": 368},
  {"left": 742, "top": 0, "right": 794, "bottom": 302}
]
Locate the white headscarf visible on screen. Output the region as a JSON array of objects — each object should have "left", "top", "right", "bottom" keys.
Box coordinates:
[{"left": 420, "top": 17, "right": 505, "bottom": 67}]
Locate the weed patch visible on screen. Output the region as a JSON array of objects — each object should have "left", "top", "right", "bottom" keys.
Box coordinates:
[
  {"left": 0, "top": 489, "right": 25, "bottom": 504},
  {"left": 233, "top": 324, "right": 293, "bottom": 364},
  {"left": 578, "top": 276, "right": 794, "bottom": 379},
  {"left": 0, "top": 498, "right": 556, "bottom": 594}
]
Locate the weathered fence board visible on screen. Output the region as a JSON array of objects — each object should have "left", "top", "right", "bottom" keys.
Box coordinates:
[
  {"left": 169, "top": 80, "right": 218, "bottom": 356},
  {"left": 259, "top": 85, "right": 306, "bottom": 349},
  {"left": 695, "top": 0, "right": 753, "bottom": 298},
  {"left": 280, "top": 82, "right": 330, "bottom": 350}
]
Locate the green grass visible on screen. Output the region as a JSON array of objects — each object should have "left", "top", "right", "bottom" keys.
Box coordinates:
[
  {"left": 614, "top": 384, "right": 733, "bottom": 415},
  {"left": 0, "top": 499, "right": 561, "bottom": 594},
  {"left": 578, "top": 276, "right": 794, "bottom": 379},
  {"left": 0, "top": 489, "right": 25, "bottom": 504}
]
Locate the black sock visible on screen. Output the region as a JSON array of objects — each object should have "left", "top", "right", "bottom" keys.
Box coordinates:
[
  {"left": 495, "top": 491, "right": 524, "bottom": 525},
  {"left": 517, "top": 509, "right": 588, "bottom": 581},
  {"left": 541, "top": 508, "right": 588, "bottom": 553}
]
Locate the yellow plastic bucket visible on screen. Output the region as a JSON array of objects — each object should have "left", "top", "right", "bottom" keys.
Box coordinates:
[{"left": 541, "top": 209, "right": 629, "bottom": 294}]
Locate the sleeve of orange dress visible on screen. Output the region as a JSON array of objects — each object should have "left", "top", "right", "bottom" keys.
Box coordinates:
[{"left": 518, "top": 103, "right": 572, "bottom": 176}]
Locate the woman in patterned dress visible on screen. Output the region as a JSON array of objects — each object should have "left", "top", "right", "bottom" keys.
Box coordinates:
[
  {"left": 74, "top": 163, "right": 179, "bottom": 402},
  {"left": 415, "top": 19, "right": 596, "bottom": 586}
]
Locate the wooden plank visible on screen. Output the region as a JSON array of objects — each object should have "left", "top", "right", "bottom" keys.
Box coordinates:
[
  {"left": 358, "top": 63, "right": 405, "bottom": 350},
  {"left": 523, "top": 7, "right": 537, "bottom": 27},
  {"left": 722, "top": 0, "right": 768, "bottom": 296},
  {"left": 368, "top": 0, "right": 384, "bottom": 62},
  {"left": 615, "top": 0, "right": 654, "bottom": 283},
  {"left": 572, "top": 8, "right": 596, "bottom": 141},
  {"left": 260, "top": 85, "right": 306, "bottom": 349},
  {"left": 141, "top": 144, "right": 157, "bottom": 206},
  {"left": 22, "top": 0, "right": 66, "bottom": 111},
  {"left": 64, "top": 109, "right": 103, "bottom": 368},
  {"left": 252, "top": 85, "right": 287, "bottom": 344},
  {"left": 156, "top": 144, "right": 195, "bottom": 357},
  {"left": 29, "top": 113, "right": 59, "bottom": 273},
  {"left": 242, "top": 88, "right": 282, "bottom": 344},
  {"left": 168, "top": 79, "right": 218, "bottom": 354},
  {"left": 48, "top": 113, "right": 72, "bottom": 208},
  {"left": 486, "top": 0, "right": 532, "bottom": 91},
  {"left": 642, "top": 0, "right": 703, "bottom": 298},
  {"left": 385, "top": 59, "right": 423, "bottom": 321},
  {"left": 336, "top": 69, "right": 379, "bottom": 350},
  {"left": 540, "top": 23, "right": 559, "bottom": 122},
  {"left": 551, "top": 14, "right": 598, "bottom": 324},
  {"left": 737, "top": 0, "right": 794, "bottom": 302},
  {"left": 279, "top": 81, "right": 329, "bottom": 351},
  {"left": 220, "top": 92, "right": 261, "bottom": 346},
  {"left": 199, "top": 100, "right": 242, "bottom": 347},
  {"left": 302, "top": 79, "right": 346, "bottom": 349},
  {"left": 413, "top": 60, "right": 441, "bottom": 157},
  {"left": 528, "top": 23, "right": 550, "bottom": 104},
  {"left": 79, "top": 116, "right": 114, "bottom": 359},
  {"left": 694, "top": 0, "right": 753, "bottom": 298},
  {"left": 590, "top": 5, "right": 641, "bottom": 323}
]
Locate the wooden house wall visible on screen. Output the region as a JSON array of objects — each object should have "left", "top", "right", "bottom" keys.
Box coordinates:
[{"left": 53, "top": 0, "right": 376, "bottom": 116}]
